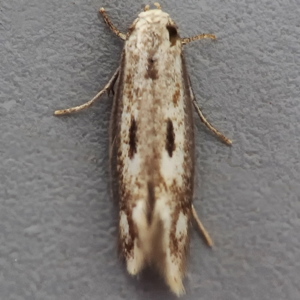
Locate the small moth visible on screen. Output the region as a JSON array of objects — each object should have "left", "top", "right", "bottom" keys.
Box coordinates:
[{"left": 55, "top": 3, "right": 232, "bottom": 296}]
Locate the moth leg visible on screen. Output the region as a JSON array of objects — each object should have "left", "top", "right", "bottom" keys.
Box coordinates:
[
  {"left": 189, "top": 80, "right": 232, "bottom": 145},
  {"left": 192, "top": 99, "right": 232, "bottom": 145},
  {"left": 191, "top": 205, "right": 214, "bottom": 247},
  {"left": 181, "top": 34, "right": 216, "bottom": 45},
  {"left": 54, "top": 67, "right": 119, "bottom": 115},
  {"left": 99, "top": 8, "right": 126, "bottom": 40}
]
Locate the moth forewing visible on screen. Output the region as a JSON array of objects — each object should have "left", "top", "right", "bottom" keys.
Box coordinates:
[{"left": 109, "top": 8, "right": 195, "bottom": 296}]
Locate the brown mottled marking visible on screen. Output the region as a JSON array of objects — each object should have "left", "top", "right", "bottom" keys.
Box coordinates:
[
  {"left": 146, "top": 181, "right": 156, "bottom": 224},
  {"left": 145, "top": 57, "right": 159, "bottom": 80},
  {"left": 125, "top": 73, "right": 132, "bottom": 84},
  {"left": 132, "top": 53, "right": 140, "bottom": 62},
  {"left": 166, "top": 119, "right": 176, "bottom": 157},
  {"left": 169, "top": 208, "right": 181, "bottom": 256},
  {"left": 128, "top": 116, "right": 137, "bottom": 159},
  {"left": 119, "top": 208, "right": 136, "bottom": 258},
  {"left": 173, "top": 89, "right": 180, "bottom": 106}
]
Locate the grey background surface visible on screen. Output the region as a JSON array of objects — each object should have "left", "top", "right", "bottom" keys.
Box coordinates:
[{"left": 1, "top": 0, "right": 300, "bottom": 299}]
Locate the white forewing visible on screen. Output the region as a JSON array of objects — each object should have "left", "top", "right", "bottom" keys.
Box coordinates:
[{"left": 112, "top": 7, "right": 195, "bottom": 296}]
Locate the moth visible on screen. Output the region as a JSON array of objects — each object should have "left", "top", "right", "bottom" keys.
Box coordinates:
[{"left": 55, "top": 3, "right": 232, "bottom": 296}]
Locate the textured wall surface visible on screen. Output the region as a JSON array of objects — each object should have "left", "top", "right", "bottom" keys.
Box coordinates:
[{"left": 1, "top": 0, "right": 300, "bottom": 299}]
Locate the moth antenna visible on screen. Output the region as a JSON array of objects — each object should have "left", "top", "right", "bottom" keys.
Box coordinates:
[
  {"left": 154, "top": 2, "right": 162, "bottom": 9},
  {"left": 144, "top": 5, "right": 150, "bottom": 11},
  {"left": 181, "top": 33, "right": 216, "bottom": 45}
]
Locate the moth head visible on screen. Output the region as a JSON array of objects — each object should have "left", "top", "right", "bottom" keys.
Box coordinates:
[{"left": 128, "top": 5, "right": 181, "bottom": 47}]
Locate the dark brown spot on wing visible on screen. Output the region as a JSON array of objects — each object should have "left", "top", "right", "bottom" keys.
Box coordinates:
[
  {"left": 166, "top": 24, "right": 179, "bottom": 46},
  {"left": 128, "top": 116, "right": 137, "bottom": 159},
  {"left": 145, "top": 57, "right": 158, "bottom": 80},
  {"left": 146, "top": 181, "right": 156, "bottom": 224},
  {"left": 166, "top": 119, "right": 176, "bottom": 157},
  {"left": 173, "top": 89, "right": 180, "bottom": 106}
]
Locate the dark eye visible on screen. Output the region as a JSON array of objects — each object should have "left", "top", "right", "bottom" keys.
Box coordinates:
[{"left": 166, "top": 25, "right": 178, "bottom": 46}]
